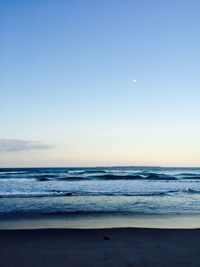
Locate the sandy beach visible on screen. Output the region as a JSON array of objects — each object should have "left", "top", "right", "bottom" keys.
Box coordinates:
[{"left": 0, "top": 228, "right": 200, "bottom": 267}]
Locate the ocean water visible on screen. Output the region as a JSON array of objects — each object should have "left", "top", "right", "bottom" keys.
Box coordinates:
[{"left": 1, "top": 167, "right": 200, "bottom": 217}]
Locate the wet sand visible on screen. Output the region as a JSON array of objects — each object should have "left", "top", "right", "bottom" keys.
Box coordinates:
[{"left": 1, "top": 228, "right": 200, "bottom": 267}]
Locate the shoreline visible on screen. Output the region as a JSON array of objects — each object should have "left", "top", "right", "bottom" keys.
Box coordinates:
[
  {"left": 1, "top": 213, "right": 200, "bottom": 230},
  {"left": 1, "top": 227, "right": 200, "bottom": 266}
]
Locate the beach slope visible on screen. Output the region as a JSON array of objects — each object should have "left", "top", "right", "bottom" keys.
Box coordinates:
[{"left": 0, "top": 228, "right": 200, "bottom": 267}]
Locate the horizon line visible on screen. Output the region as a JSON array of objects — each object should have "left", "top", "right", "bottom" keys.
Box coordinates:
[{"left": 1, "top": 165, "right": 200, "bottom": 169}]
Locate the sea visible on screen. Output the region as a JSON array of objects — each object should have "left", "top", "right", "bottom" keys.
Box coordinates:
[{"left": 1, "top": 166, "right": 200, "bottom": 218}]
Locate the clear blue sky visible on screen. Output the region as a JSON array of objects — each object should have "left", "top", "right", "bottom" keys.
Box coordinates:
[{"left": 1, "top": 0, "right": 200, "bottom": 167}]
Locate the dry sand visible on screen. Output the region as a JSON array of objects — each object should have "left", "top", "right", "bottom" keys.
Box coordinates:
[{"left": 0, "top": 228, "right": 200, "bottom": 267}]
